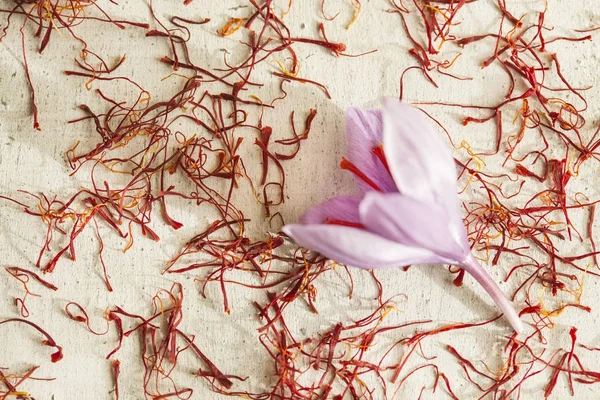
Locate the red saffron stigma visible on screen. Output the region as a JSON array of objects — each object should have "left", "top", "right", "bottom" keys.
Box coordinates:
[
  {"left": 324, "top": 217, "right": 365, "bottom": 229},
  {"left": 340, "top": 157, "right": 382, "bottom": 192},
  {"left": 372, "top": 144, "right": 392, "bottom": 175}
]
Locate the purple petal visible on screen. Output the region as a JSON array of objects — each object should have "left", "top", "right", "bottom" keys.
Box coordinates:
[
  {"left": 382, "top": 99, "right": 458, "bottom": 206},
  {"left": 300, "top": 196, "right": 362, "bottom": 225},
  {"left": 359, "top": 192, "right": 465, "bottom": 262},
  {"left": 282, "top": 224, "right": 444, "bottom": 269},
  {"left": 446, "top": 204, "right": 471, "bottom": 251},
  {"left": 346, "top": 107, "right": 397, "bottom": 193}
]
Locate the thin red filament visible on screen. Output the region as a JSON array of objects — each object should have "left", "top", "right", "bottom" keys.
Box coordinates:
[
  {"left": 324, "top": 217, "right": 365, "bottom": 229},
  {"left": 340, "top": 157, "right": 382, "bottom": 192},
  {"left": 372, "top": 144, "right": 391, "bottom": 176}
]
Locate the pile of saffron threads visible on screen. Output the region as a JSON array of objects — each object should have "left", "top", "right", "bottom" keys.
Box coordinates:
[{"left": 1, "top": 0, "right": 600, "bottom": 399}]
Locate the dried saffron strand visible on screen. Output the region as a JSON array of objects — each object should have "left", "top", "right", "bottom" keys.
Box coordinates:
[
  {"left": 346, "top": 0, "right": 362, "bottom": 30},
  {"left": 0, "top": 318, "right": 63, "bottom": 363},
  {"left": 589, "top": 204, "right": 599, "bottom": 268},
  {"left": 175, "top": 330, "right": 236, "bottom": 389},
  {"left": 19, "top": 14, "right": 39, "bottom": 130},
  {"left": 273, "top": 72, "right": 332, "bottom": 99},
  {"left": 395, "top": 364, "right": 458, "bottom": 400},
  {"left": 92, "top": 218, "right": 113, "bottom": 292},
  {"left": 136, "top": 2, "right": 600, "bottom": 399},
  {"left": 391, "top": 0, "right": 480, "bottom": 90},
  {"left": 389, "top": 316, "right": 503, "bottom": 383},
  {"left": 0, "top": 1, "right": 387, "bottom": 398},
  {"left": 412, "top": 0, "right": 600, "bottom": 316},
  {"left": 64, "top": 302, "right": 110, "bottom": 335},
  {"left": 112, "top": 360, "right": 121, "bottom": 400},
  {"left": 0, "top": 190, "right": 128, "bottom": 281},
  {"left": 0, "top": 72, "right": 216, "bottom": 282},
  {"left": 0, "top": 0, "right": 148, "bottom": 129},
  {"left": 218, "top": 17, "right": 244, "bottom": 37},
  {"left": 320, "top": 0, "right": 340, "bottom": 21},
  {"left": 0, "top": 365, "right": 55, "bottom": 399},
  {"left": 97, "top": 283, "right": 237, "bottom": 398},
  {"left": 212, "top": 297, "right": 432, "bottom": 399},
  {"left": 446, "top": 344, "right": 496, "bottom": 383},
  {"left": 5, "top": 267, "right": 58, "bottom": 317},
  {"left": 274, "top": 109, "right": 317, "bottom": 160},
  {"left": 0, "top": 368, "right": 18, "bottom": 395},
  {"left": 3, "top": 0, "right": 600, "bottom": 398}
]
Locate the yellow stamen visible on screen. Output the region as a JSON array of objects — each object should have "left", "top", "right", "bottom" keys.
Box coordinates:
[
  {"left": 281, "top": 0, "right": 292, "bottom": 19},
  {"left": 422, "top": 3, "right": 449, "bottom": 21},
  {"left": 346, "top": 0, "right": 362, "bottom": 30},
  {"left": 123, "top": 223, "right": 134, "bottom": 253},
  {"left": 161, "top": 72, "right": 189, "bottom": 81},
  {"left": 271, "top": 59, "right": 299, "bottom": 77}
]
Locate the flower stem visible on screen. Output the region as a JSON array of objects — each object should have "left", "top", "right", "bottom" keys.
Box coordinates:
[{"left": 462, "top": 254, "right": 524, "bottom": 334}]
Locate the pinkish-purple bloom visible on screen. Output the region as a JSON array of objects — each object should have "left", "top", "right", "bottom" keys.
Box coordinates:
[{"left": 283, "top": 99, "right": 523, "bottom": 333}]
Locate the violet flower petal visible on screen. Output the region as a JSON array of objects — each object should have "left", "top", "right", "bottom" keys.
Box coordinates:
[
  {"left": 382, "top": 99, "right": 470, "bottom": 253},
  {"left": 282, "top": 224, "right": 444, "bottom": 269},
  {"left": 359, "top": 192, "right": 464, "bottom": 261},
  {"left": 283, "top": 100, "right": 524, "bottom": 333},
  {"left": 381, "top": 99, "right": 523, "bottom": 333},
  {"left": 446, "top": 203, "right": 471, "bottom": 251},
  {"left": 300, "top": 196, "right": 362, "bottom": 225},
  {"left": 346, "top": 107, "right": 397, "bottom": 193},
  {"left": 382, "top": 99, "right": 458, "bottom": 207}
]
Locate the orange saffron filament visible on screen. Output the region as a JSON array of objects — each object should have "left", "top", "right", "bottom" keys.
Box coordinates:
[
  {"left": 340, "top": 157, "right": 382, "bottom": 192},
  {"left": 219, "top": 18, "right": 244, "bottom": 37}
]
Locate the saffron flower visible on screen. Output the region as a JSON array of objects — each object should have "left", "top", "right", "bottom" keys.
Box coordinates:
[{"left": 283, "top": 99, "right": 523, "bottom": 333}]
